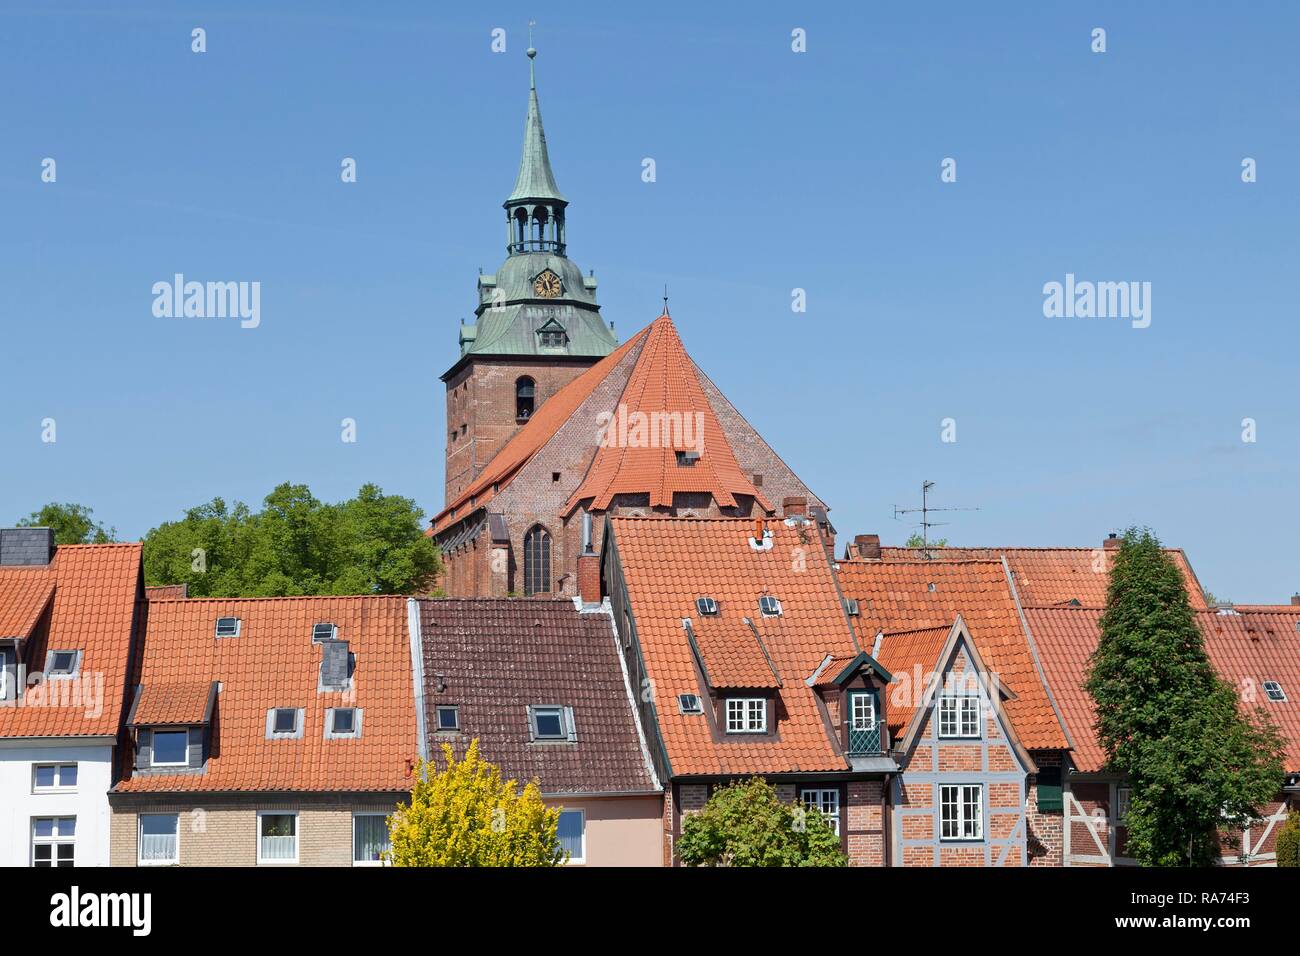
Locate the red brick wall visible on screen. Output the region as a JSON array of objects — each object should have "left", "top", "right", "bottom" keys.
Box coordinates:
[
  {"left": 846, "top": 781, "right": 885, "bottom": 867},
  {"left": 1026, "top": 750, "right": 1064, "bottom": 866}
]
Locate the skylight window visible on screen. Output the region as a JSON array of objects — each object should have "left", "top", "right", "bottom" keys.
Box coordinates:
[
  {"left": 329, "top": 708, "right": 358, "bottom": 736},
  {"left": 759, "top": 596, "right": 782, "bottom": 617},
  {"left": 215, "top": 617, "right": 241, "bottom": 638},
  {"left": 267, "top": 708, "right": 302, "bottom": 738},
  {"left": 529, "top": 705, "right": 571, "bottom": 741},
  {"left": 436, "top": 705, "right": 460, "bottom": 731},
  {"left": 1264, "top": 681, "right": 1287, "bottom": 703},
  {"left": 45, "top": 650, "right": 79, "bottom": 678},
  {"left": 678, "top": 694, "right": 703, "bottom": 715},
  {"left": 843, "top": 598, "right": 860, "bottom": 616},
  {"left": 312, "top": 622, "right": 337, "bottom": 643},
  {"left": 675, "top": 450, "right": 700, "bottom": 467},
  {"left": 696, "top": 597, "right": 718, "bottom": 616}
]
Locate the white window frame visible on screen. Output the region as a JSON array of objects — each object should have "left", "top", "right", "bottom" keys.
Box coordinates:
[
  {"left": 137, "top": 813, "right": 180, "bottom": 866},
  {"left": 800, "top": 788, "right": 842, "bottom": 835},
  {"left": 725, "top": 697, "right": 767, "bottom": 734},
  {"left": 1116, "top": 786, "right": 1132, "bottom": 824},
  {"left": 939, "top": 784, "right": 983, "bottom": 841},
  {"left": 1263, "top": 680, "right": 1287, "bottom": 702},
  {"left": 938, "top": 694, "right": 981, "bottom": 739},
  {"left": 352, "top": 813, "right": 390, "bottom": 867},
  {"left": 214, "top": 617, "right": 241, "bottom": 638},
  {"left": 435, "top": 705, "right": 460, "bottom": 731},
  {"left": 44, "top": 649, "right": 81, "bottom": 679},
  {"left": 759, "top": 596, "right": 782, "bottom": 617},
  {"left": 557, "top": 808, "right": 585, "bottom": 864},
  {"left": 850, "top": 692, "right": 876, "bottom": 729},
  {"left": 150, "top": 729, "right": 190, "bottom": 767},
  {"left": 32, "top": 762, "right": 77, "bottom": 793},
  {"left": 530, "top": 705, "right": 567, "bottom": 740},
  {"left": 31, "top": 816, "right": 76, "bottom": 867},
  {"left": 256, "top": 811, "right": 299, "bottom": 865}
]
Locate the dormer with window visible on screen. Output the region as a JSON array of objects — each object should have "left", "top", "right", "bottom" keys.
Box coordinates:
[
  {"left": 536, "top": 318, "right": 568, "bottom": 351},
  {"left": 809, "top": 651, "right": 894, "bottom": 762},
  {"left": 684, "top": 617, "right": 784, "bottom": 738},
  {"left": 128, "top": 681, "right": 219, "bottom": 774}
]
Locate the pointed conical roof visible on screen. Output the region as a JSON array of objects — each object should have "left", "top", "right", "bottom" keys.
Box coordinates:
[{"left": 506, "top": 49, "right": 566, "bottom": 205}]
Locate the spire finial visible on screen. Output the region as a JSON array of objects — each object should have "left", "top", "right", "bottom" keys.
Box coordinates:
[
  {"left": 527, "top": 20, "right": 537, "bottom": 90},
  {"left": 663, "top": 284, "right": 670, "bottom": 316}
]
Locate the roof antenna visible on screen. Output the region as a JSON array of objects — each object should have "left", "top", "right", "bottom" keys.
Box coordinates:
[
  {"left": 527, "top": 20, "right": 537, "bottom": 90},
  {"left": 663, "top": 283, "right": 670, "bottom": 316},
  {"left": 891, "top": 480, "right": 980, "bottom": 559}
]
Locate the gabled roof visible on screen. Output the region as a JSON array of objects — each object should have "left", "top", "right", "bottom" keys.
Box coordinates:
[
  {"left": 873, "top": 624, "right": 953, "bottom": 739},
  {"left": 563, "top": 315, "right": 771, "bottom": 514},
  {"left": 836, "top": 558, "right": 1069, "bottom": 750},
  {"left": 0, "top": 543, "right": 142, "bottom": 739},
  {"left": 687, "top": 617, "right": 782, "bottom": 691},
  {"left": 875, "top": 546, "right": 1209, "bottom": 610},
  {"left": 416, "top": 598, "right": 659, "bottom": 795},
  {"left": 130, "top": 680, "right": 217, "bottom": 727},
  {"left": 608, "top": 516, "right": 861, "bottom": 776},
  {"left": 1027, "top": 605, "right": 1300, "bottom": 773},
  {"left": 115, "top": 596, "right": 416, "bottom": 793},
  {"left": 813, "top": 650, "right": 893, "bottom": 688}
]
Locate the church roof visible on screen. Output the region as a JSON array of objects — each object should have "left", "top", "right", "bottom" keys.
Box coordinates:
[
  {"left": 431, "top": 313, "right": 774, "bottom": 534},
  {"left": 506, "top": 83, "right": 566, "bottom": 205}
]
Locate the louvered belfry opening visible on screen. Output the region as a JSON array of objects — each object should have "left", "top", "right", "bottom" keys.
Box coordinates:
[
  {"left": 516, "top": 376, "right": 536, "bottom": 421},
  {"left": 524, "top": 525, "right": 552, "bottom": 595}
]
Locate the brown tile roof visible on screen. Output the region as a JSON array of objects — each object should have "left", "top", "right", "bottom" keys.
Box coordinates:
[
  {"left": 876, "top": 546, "right": 1209, "bottom": 610},
  {"left": 610, "top": 516, "right": 860, "bottom": 776},
  {"left": 1027, "top": 606, "right": 1300, "bottom": 773},
  {"left": 130, "top": 680, "right": 215, "bottom": 726},
  {"left": 836, "top": 559, "right": 1069, "bottom": 750},
  {"left": 0, "top": 544, "right": 142, "bottom": 739},
  {"left": 416, "top": 598, "right": 658, "bottom": 794},
  {"left": 564, "top": 315, "right": 771, "bottom": 514},
  {"left": 115, "top": 595, "right": 417, "bottom": 793},
  {"left": 873, "top": 625, "right": 952, "bottom": 740},
  {"left": 688, "top": 617, "right": 782, "bottom": 690}
]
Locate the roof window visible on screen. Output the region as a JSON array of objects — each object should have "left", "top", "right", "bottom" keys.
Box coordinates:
[
  {"left": 215, "top": 617, "right": 241, "bottom": 638},
  {"left": 696, "top": 597, "right": 718, "bottom": 616}
]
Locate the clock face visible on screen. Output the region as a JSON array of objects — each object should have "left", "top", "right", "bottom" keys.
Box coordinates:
[{"left": 533, "top": 270, "right": 562, "bottom": 298}]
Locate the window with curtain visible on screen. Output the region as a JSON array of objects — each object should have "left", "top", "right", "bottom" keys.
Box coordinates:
[
  {"left": 557, "top": 809, "right": 584, "bottom": 863},
  {"left": 258, "top": 813, "right": 298, "bottom": 864},
  {"left": 523, "top": 525, "right": 551, "bottom": 595},
  {"left": 353, "top": 814, "right": 390, "bottom": 866},
  {"left": 138, "top": 814, "right": 179, "bottom": 865}
]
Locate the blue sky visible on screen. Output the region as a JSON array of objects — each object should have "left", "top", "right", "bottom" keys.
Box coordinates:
[{"left": 2, "top": 1, "right": 1297, "bottom": 601}]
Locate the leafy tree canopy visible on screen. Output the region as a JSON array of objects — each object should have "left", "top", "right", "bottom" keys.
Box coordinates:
[
  {"left": 677, "top": 777, "right": 847, "bottom": 867},
  {"left": 1085, "top": 527, "right": 1283, "bottom": 866},
  {"left": 142, "top": 482, "right": 440, "bottom": 596},
  {"left": 18, "top": 503, "right": 116, "bottom": 545},
  {"left": 904, "top": 533, "right": 948, "bottom": 549},
  {"left": 387, "top": 740, "right": 564, "bottom": 867}
]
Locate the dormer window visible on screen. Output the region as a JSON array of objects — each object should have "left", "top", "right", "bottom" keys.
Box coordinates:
[
  {"left": 696, "top": 597, "right": 719, "bottom": 616},
  {"left": 215, "top": 617, "right": 241, "bottom": 638},
  {"left": 151, "top": 730, "right": 189, "bottom": 767},
  {"left": 759, "top": 596, "right": 782, "bottom": 617},
  {"left": 725, "top": 697, "right": 767, "bottom": 734},
  {"left": 676, "top": 450, "right": 700, "bottom": 467},
  {"left": 44, "top": 650, "right": 80, "bottom": 678},
  {"left": 1264, "top": 681, "right": 1287, "bottom": 702}
]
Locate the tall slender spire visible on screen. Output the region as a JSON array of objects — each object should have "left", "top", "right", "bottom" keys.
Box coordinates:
[{"left": 507, "top": 37, "right": 566, "bottom": 205}]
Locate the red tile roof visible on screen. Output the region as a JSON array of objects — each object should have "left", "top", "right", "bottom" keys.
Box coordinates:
[
  {"left": 564, "top": 315, "right": 771, "bottom": 514},
  {"left": 873, "top": 625, "right": 952, "bottom": 740},
  {"left": 609, "top": 516, "right": 860, "bottom": 776},
  {"left": 836, "top": 559, "right": 1069, "bottom": 750},
  {"left": 130, "top": 681, "right": 215, "bottom": 726},
  {"left": 1026, "top": 606, "right": 1300, "bottom": 773},
  {"left": 416, "top": 598, "right": 658, "bottom": 795},
  {"left": 689, "top": 617, "right": 782, "bottom": 690},
  {"left": 876, "top": 546, "right": 1209, "bottom": 610},
  {"left": 0, "top": 544, "right": 142, "bottom": 739},
  {"left": 115, "top": 595, "right": 417, "bottom": 792},
  {"left": 145, "top": 584, "right": 188, "bottom": 601}
]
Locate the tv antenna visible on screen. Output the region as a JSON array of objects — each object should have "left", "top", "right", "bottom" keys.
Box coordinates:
[{"left": 892, "top": 480, "right": 980, "bottom": 557}]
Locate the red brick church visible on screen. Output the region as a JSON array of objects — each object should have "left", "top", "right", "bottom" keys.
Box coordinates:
[{"left": 432, "top": 47, "right": 826, "bottom": 598}]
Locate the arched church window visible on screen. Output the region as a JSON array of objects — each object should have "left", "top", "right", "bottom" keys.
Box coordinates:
[
  {"left": 523, "top": 525, "right": 552, "bottom": 595},
  {"left": 516, "top": 377, "right": 536, "bottom": 421}
]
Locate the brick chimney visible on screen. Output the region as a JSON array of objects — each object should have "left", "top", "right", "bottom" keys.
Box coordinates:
[
  {"left": 1103, "top": 532, "right": 1121, "bottom": 550},
  {"left": 577, "top": 552, "right": 601, "bottom": 605},
  {"left": 782, "top": 496, "right": 807, "bottom": 518},
  {"left": 0, "top": 528, "right": 55, "bottom": 566},
  {"left": 1291, "top": 593, "right": 1300, "bottom": 607},
  {"left": 853, "top": 534, "right": 881, "bottom": 560}
]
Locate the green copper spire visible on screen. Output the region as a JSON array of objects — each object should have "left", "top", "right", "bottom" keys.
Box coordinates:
[{"left": 506, "top": 44, "right": 566, "bottom": 205}]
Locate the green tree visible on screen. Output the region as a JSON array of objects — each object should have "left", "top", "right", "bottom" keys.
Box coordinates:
[
  {"left": 387, "top": 740, "right": 564, "bottom": 867},
  {"left": 677, "top": 777, "right": 847, "bottom": 867},
  {"left": 1085, "top": 527, "right": 1284, "bottom": 866},
  {"left": 1276, "top": 812, "right": 1300, "bottom": 867},
  {"left": 904, "top": 533, "right": 948, "bottom": 549},
  {"left": 142, "top": 482, "right": 440, "bottom": 596},
  {"left": 18, "top": 503, "right": 116, "bottom": 545}
]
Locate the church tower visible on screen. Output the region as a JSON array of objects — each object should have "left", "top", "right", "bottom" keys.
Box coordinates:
[{"left": 442, "top": 44, "right": 618, "bottom": 505}]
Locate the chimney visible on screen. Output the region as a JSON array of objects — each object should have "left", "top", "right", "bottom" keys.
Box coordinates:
[
  {"left": 1291, "top": 594, "right": 1300, "bottom": 607},
  {"left": 782, "top": 496, "right": 807, "bottom": 518},
  {"left": 577, "top": 551, "right": 601, "bottom": 606},
  {"left": 854, "top": 534, "right": 881, "bottom": 560},
  {"left": 753, "top": 518, "right": 765, "bottom": 546},
  {"left": 1103, "top": 532, "right": 1121, "bottom": 551},
  {"left": 0, "top": 528, "right": 55, "bottom": 566}
]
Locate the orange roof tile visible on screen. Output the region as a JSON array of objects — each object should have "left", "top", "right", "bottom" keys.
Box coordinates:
[
  {"left": 115, "top": 595, "right": 417, "bottom": 793},
  {"left": 0, "top": 544, "right": 142, "bottom": 739},
  {"left": 431, "top": 325, "right": 652, "bottom": 533},
  {"left": 688, "top": 617, "right": 782, "bottom": 690},
  {"left": 873, "top": 625, "right": 952, "bottom": 740},
  {"left": 836, "top": 559, "right": 1068, "bottom": 750},
  {"left": 877, "top": 546, "right": 1209, "bottom": 610},
  {"left": 565, "top": 315, "right": 771, "bottom": 514},
  {"left": 1028, "top": 606, "right": 1300, "bottom": 773},
  {"left": 0, "top": 567, "right": 56, "bottom": 639},
  {"left": 609, "top": 516, "right": 860, "bottom": 776},
  {"left": 130, "top": 681, "right": 215, "bottom": 726}
]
